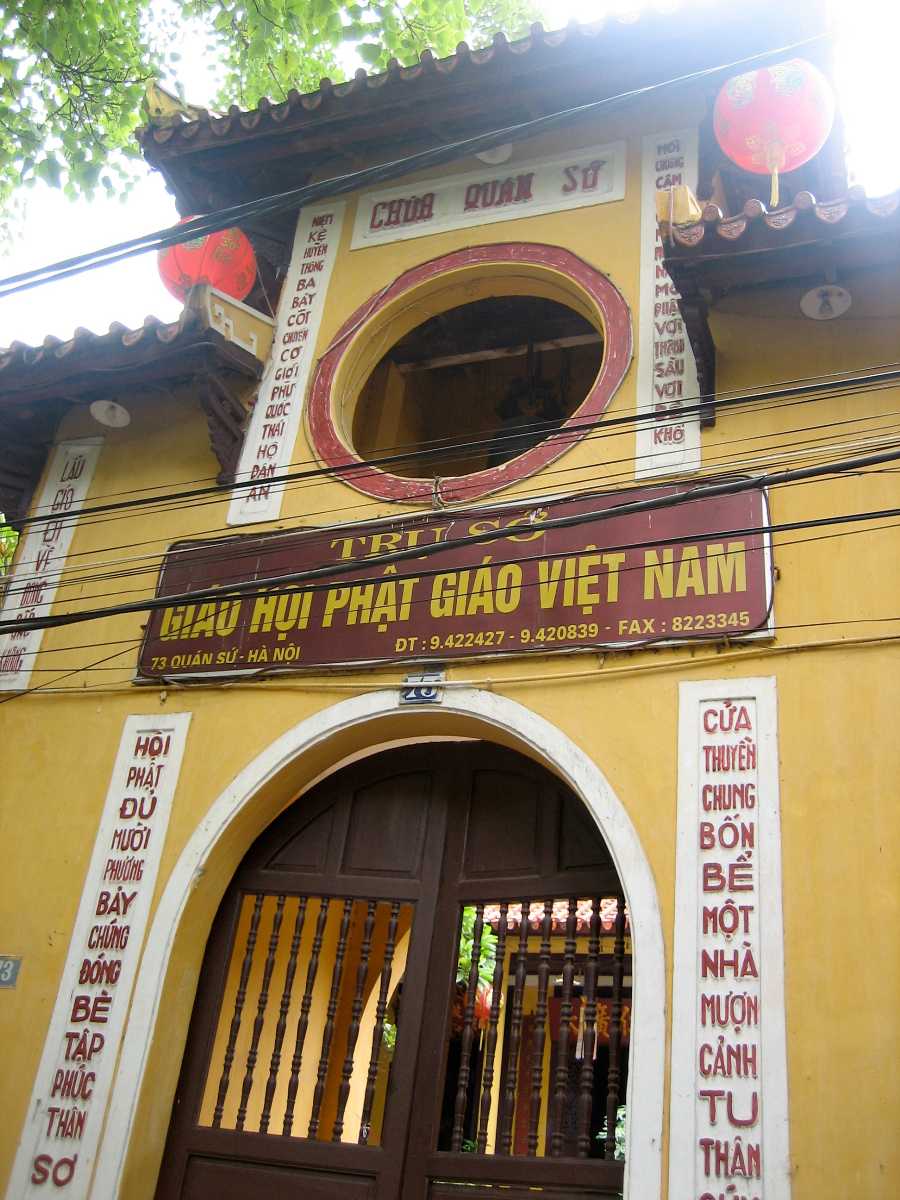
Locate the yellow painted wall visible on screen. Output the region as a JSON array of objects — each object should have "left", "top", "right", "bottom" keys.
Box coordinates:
[{"left": 1, "top": 86, "right": 899, "bottom": 1200}]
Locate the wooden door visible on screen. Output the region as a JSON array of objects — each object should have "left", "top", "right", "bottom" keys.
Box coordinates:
[{"left": 156, "top": 743, "right": 630, "bottom": 1200}]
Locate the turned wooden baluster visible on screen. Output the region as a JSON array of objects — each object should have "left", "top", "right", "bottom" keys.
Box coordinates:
[
  {"left": 576, "top": 896, "right": 601, "bottom": 1157},
  {"left": 550, "top": 897, "right": 578, "bottom": 1156},
  {"left": 308, "top": 897, "right": 354, "bottom": 1138},
  {"left": 212, "top": 892, "right": 263, "bottom": 1128},
  {"left": 282, "top": 896, "right": 330, "bottom": 1136},
  {"left": 236, "top": 895, "right": 285, "bottom": 1131},
  {"left": 450, "top": 903, "right": 485, "bottom": 1152},
  {"left": 359, "top": 900, "right": 401, "bottom": 1145},
  {"left": 260, "top": 895, "right": 307, "bottom": 1134},
  {"left": 497, "top": 901, "right": 531, "bottom": 1155},
  {"left": 526, "top": 899, "right": 554, "bottom": 1156},
  {"left": 333, "top": 900, "right": 377, "bottom": 1141},
  {"left": 604, "top": 895, "right": 627, "bottom": 1162},
  {"left": 476, "top": 902, "right": 508, "bottom": 1153}
]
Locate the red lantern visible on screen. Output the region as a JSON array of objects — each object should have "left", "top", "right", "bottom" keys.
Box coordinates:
[
  {"left": 713, "top": 58, "right": 835, "bottom": 208},
  {"left": 158, "top": 218, "right": 257, "bottom": 303}
]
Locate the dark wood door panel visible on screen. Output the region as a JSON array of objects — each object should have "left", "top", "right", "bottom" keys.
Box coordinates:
[
  {"left": 426, "top": 1151, "right": 625, "bottom": 1189},
  {"left": 260, "top": 804, "right": 335, "bottom": 874},
  {"left": 341, "top": 772, "right": 432, "bottom": 877},
  {"left": 182, "top": 1155, "right": 376, "bottom": 1200},
  {"left": 157, "top": 742, "right": 628, "bottom": 1200},
  {"left": 462, "top": 769, "right": 542, "bottom": 878}
]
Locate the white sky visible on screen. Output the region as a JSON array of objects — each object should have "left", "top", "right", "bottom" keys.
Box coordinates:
[{"left": 0, "top": 0, "right": 895, "bottom": 348}]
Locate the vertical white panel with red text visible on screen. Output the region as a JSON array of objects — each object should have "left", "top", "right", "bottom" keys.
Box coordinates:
[
  {"left": 0, "top": 438, "right": 102, "bottom": 691},
  {"left": 5, "top": 713, "right": 191, "bottom": 1200},
  {"left": 636, "top": 130, "right": 701, "bottom": 478},
  {"left": 671, "top": 677, "right": 790, "bottom": 1200},
  {"left": 228, "top": 203, "right": 345, "bottom": 525}
]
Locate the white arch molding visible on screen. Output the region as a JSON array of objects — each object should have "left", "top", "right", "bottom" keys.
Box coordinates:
[{"left": 91, "top": 688, "right": 667, "bottom": 1200}]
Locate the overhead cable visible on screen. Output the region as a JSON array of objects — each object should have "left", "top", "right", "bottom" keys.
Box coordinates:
[
  {"left": 5, "top": 443, "right": 900, "bottom": 637},
  {"left": 0, "top": 35, "right": 827, "bottom": 300}
]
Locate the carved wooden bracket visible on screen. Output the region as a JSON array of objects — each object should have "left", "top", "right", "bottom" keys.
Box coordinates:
[
  {"left": 199, "top": 371, "right": 252, "bottom": 484},
  {"left": 0, "top": 402, "right": 66, "bottom": 526},
  {"left": 662, "top": 260, "right": 717, "bottom": 428},
  {"left": 677, "top": 290, "right": 717, "bottom": 428}
]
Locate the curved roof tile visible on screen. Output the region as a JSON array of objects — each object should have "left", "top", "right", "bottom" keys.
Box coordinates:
[
  {"left": 135, "top": 19, "right": 609, "bottom": 151},
  {"left": 666, "top": 186, "right": 900, "bottom": 251}
]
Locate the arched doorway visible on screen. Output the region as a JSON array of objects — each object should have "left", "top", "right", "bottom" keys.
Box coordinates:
[{"left": 155, "top": 741, "right": 633, "bottom": 1199}]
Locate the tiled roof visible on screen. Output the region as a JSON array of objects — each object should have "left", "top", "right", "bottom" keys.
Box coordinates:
[
  {"left": 2, "top": 312, "right": 186, "bottom": 375},
  {"left": 137, "top": 3, "right": 824, "bottom": 216},
  {"left": 137, "top": 22, "right": 617, "bottom": 152},
  {"left": 0, "top": 309, "right": 260, "bottom": 403},
  {"left": 665, "top": 186, "right": 900, "bottom": 253}
]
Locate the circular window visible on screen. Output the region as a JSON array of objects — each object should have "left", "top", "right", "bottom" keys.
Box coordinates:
[
  {"left": 308, "top": 244, "right": 632, "bottom": 504},
  {"left": 352, "top": 295, "right": 603, "bottom": 479}
]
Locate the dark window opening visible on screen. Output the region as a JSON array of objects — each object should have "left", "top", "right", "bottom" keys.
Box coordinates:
[{"left": 351, "top": 296, "right": 604, "bottom": 479}]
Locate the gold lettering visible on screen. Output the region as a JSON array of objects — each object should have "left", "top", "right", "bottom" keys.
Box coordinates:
[
  {"left": 249, "top": 594, "right": 279, "bottom": 633},
  {"left": 430, "top": 573, "right": 456, "bottom": 618},
  {"left": 322, "top": 587, "right": 350, "bottom": 627},
  {"left": 370, "top": 581, "right": 398, "bottom": 628},
  {"left": 467, "top": 518, "right": 501, "bottom": 540},
  {"left": 643, "top": 548, "right": 674, "bottom": 599},
  {"left": 467, "top": 566, "right": 495, "bottom": 616},
  {"left": 275, "top": 593, "right": 310, "bottom": 632},
  {"left": 369, "top": 532, "right": 403, "bottom": 556},
  {"left": 397, "top": 578, "right": 419, "bottom": 620},
  {"left": 347, "top": 584, "right": 375, "bottom": 625},
  {"left": 562, "top": 558, "right": 578, "bottom": 607},
  {"left": 506, "top": 510, "right": 548, "bottom": 541},
  {"left": 454, "top": 569, "right": 471, "bottom": 617},
  {"left": 675, "top": 546, "right": 705, "bottom": 597},
  {"left": 706, "top": 542, "right": 747, "bottom": 594},
  {"left": 330, "top": 536, "right": 361, "bottom": 560},
  {"left": 538, "top": 559, "right": 564, "bottom": 608},
  {"left": 495, "top": 564, "right": 522, "bottom": 612},
  {"left": 576, "top": 554, "right": 604, "bottom": 607},
  {"left": 215, "top": 599, "right": 242, "bottom": 638},
  {"left": 604, "top": 552, "right": 625, "bottom": 602},
  {"left": 189, "top": 602, "right": 217, "bottom": 638},
  {"left": 159, "top": 605, "right": 183, "bottom": 641}
]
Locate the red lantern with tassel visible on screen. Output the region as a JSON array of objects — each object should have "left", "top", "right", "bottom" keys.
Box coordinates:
[
  {"left": 713, "top": 58, "right": 835, "bottom": 208},
  {"left": 158, "top": 218, "right": 257, "bottom": 302}
]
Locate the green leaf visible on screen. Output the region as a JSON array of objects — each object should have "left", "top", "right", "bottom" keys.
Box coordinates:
[
  {"left": 35, "top": 157, "right": 63, "bottom": 187},
  {"left": 357, "top": 41, "right": 383, "bottom": 65},
  {"left": 0, "top": 0, "right": 536, "bottom": 212}
]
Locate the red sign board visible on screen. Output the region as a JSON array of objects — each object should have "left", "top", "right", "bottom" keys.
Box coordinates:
[{"left": 137, "top": 485, "right": 771, "bottom": 680}]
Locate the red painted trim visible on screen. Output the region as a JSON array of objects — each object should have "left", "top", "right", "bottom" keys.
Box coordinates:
[{"left": 307, "top": 243, "right": 633, "bottom": 504}]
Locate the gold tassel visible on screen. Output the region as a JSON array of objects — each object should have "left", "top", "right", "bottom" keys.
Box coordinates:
[{"left": 770, "top": 166, "right": 780, "bottom": 209}]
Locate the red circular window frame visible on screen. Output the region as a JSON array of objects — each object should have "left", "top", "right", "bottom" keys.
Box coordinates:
[{"left": 307, "top": 243, "right": 633, "bottom": 505}]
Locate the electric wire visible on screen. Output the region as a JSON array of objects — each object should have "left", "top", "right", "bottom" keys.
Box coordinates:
[
  {"left": 16, "top": 362, "right": 900, "bottom": 533},
  {"left": 9, "top": 624, "right": 900, "bottom": 697},
  {"left": 17, "top": 508, "right": 900, "bottom": 675},
  {"left": 9, "top": 413, "right": 900, "bottom": 617},
  {"left": 0, "top": 34, "right": 827, "bottom": 301},
  {"left": 6, "top": 444, "right": 900, "bottom": 638},
  {"left": 11, "top": 391, "right": 900, "bottom": 602},
  {"left": 20, "top": 355, "right": 900, "bottom": 519},
  {"left": 20, "top": 430, "right": 900, "bottom": 609}
]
